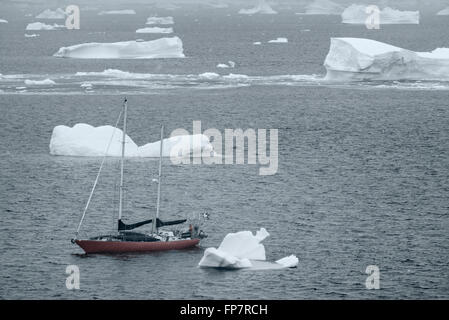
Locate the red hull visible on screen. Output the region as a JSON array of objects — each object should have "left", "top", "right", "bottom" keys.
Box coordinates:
[{"left": 75, "top": 238, "right": 200, "bottom": 254}]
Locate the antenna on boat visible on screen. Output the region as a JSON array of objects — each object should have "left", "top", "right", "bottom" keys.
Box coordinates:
[
  {"left": 117, "top": 97, "right": 127, "bottom": 232},
  {"left": 152, "top": 125, "right": 164, "bottom": 235}
]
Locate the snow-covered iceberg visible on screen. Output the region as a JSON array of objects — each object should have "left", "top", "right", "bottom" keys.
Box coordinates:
[
  {"left": 324, "top": 37, "right": 449, "bottom": 81},
  {"left": 53, "top": 37, "right": 184, "bottom": 59},
  {"left": 238, "top": 0, "right": 277, "bottom": 15},
  {"left": 303, "top": 0, "right": 344, "bottom": 15},
  {"left": 146, "top": 16, "right": 174, "bottom": 25},
  {"left": 98, "top": 10, "right": 136, "bottom": 15},
  {"left": 437, "top": 7, "right": 449, "bottom": 15},
  {"left": 136, "top": 27, "right": 173, "bottom": 34},
  {"left": 198, "top": 228, "right": 298, "bottom": 269},
  {"left": 26, "top": 22, "right": 65, "bottom": 30},
  {"left": 268, "top": 37, "right": 288, "bottom": 43},
  {"left": 49, "top": 123, "right": 214, "bottom": 158},
  {"left": 341, "top": 5, "right": 419, "bottom": 24},
  {"left": 35, "top": 8, "right": 66, "bottom": 19},
  {"left": 24, "top": 79, "right": 55, "bottom": 85}
]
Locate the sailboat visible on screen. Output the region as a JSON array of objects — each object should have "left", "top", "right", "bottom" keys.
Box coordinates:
[{"left": 72, "top": 98, "right": 206, "bottom": 254}]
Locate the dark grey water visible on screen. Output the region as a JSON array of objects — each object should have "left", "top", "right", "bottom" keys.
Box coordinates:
[{"left": 0, "top": 2, "right": 448, "bottom": 299}]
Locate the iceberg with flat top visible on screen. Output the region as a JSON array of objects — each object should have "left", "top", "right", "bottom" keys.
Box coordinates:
[
  {"left": 324, "top": 37, "right": 449, "bottom": 81},
  {"left": 198, "top": 228, "right": 298, "bottom": 269},
  {"left": 53, "top": 37, "right": 184, "bottom": 59},
  {"left": 302, "top": 0, "right": 344, "bottom": 15},
  {"left": 341, "top": 4, "right": 419, "bottom": 24},
  {"left": 238, "top": 0, "right": 277, "bottom": 15},
  {"left": 49, "top": 123, "right": 214, "bottom": 158},
  {"left": 26, "top": 22, "right": 65, "bottom": 30},
  {"left": 146, "top": 16, "right": 174, "bottom": 25},
  {"left": 24, "top": 78, "right": 55, "bottom": 85},
  {"left": 136, "top": 27, "right": 173, "bottom": 34},
  {"left": 35, "top": 8, "right": 66, "bottom": 19},
  {"left": 98, "top": 10, "right": 136, "bottom": 15}
]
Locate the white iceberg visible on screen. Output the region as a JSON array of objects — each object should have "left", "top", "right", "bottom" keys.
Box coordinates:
[
  {"left": 302, "top": 0, "right": 344, "bottom": 15},
  {"left": 26, "top": 22, "right": 65, "bottom": 30},
  {"left": 24, "top": 33, "right": 39, "bottom": 38},
  {"left": 324, "top": 37, "right": 449, "bottom": 81},
  {"left": 239, "top": 0, "right": 277, "bottom": 15},
  {"left": 24, "top": 79, "right": 55, "bottom": 85},
  {"left": 198, "top": 72, "right": 220, "bottom": 80},
  {"left": 146, "top": 16, "right": 174, "bottom": 25},
  {"left": 216, "top": 61, "right": 235, "bottom": 68},
  {"left": 49, "top": 123, "right": 214, "bottom": 158},
  {"left": 0, "top": 19, "right": 8, "bottom": 23},
  {"left": 437, "top": 7, "right": 449, "bottom": 15},
  {"left": 98, "top": 10, "right": 136, "bottom": 15},
  {"left": 35, "top": 8, "right": 66, "bottom": 19},
  {"left": 268, "top": 37, "right": 288, "bottom": 43},
  {"left": 198, "top": 228, "right": 298, "bottom": 269},
  {"left": 53, "top": 37, "right": 185, "bottom": 59},
  {"left": 136, "top": 27, "right": 173, "bottom": 34},
  {"left": 253, "top": 41, "right": 262, "bottom": 45},
  {"left": 341, "top": 5, "right": 419, "bottom": 24}
]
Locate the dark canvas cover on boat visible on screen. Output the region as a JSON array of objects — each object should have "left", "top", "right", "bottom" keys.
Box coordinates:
[
  {"left": 156, "top": 218, "right": 187, "bottom": 227},
  {"left": 118, "top": 218, "right": 187, "bottom": 231}
]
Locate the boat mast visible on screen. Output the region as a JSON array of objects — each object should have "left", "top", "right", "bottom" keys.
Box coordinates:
[
  {"left": 153, "top": 125, "right": 164, "bottom": 234},
  {"left": 118, "top": 98, "right": 127, "bottom": 230}
]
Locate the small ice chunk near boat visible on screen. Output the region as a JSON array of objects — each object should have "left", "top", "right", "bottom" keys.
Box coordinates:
[
  {"left": 26, "top": 22, "right": 65, "bottom": 30},
  {"left": 98, "top": 10, "right": 136, "bottom": 15},
  {"left": 49, "top": 124, "right": 214, "bottom": 158},
  {"left": 53, "top": 37, "right": 184, "bottom": 59},
  {"left": 268, "top": 37, "right": 288, "bottom": 43},
  {"left": 198, "top": 228, "right": 298, "bottom": 269},
  {"left": 35, "top": 8, "right": 66, "bottom": 19},
  {"left": 239, "top": 0, "right": 277, "bottom": 15},
  {"left": 303, "top": 0, "right": 344, "bottom": 15},
  {"left": 146, "top": 16, "right": 174, "bottom": 25},
  {"left": 437, "top": 7, "right": 449, "bottom": 15},
  {"left": 136, "top": 27, "right": 173, "bottom": 34},
  {"left": 341, "top": 5, "right": 419, "bottom": 24},
  {"left": 24, "top": 78, "right": 55, "bottom": 85},
  {"left": 324, "top": 37, "right": 449, "bottom": 81}
]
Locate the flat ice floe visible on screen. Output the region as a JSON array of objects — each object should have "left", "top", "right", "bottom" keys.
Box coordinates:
[
  {"left": 300, "top": 0, "right": 344, "bottom": 15},
  {"left": 0, "top": 19, "right": 8, "bottom": 23},
  {"left": 24, "top": 34, "right": 39, "bottom": 38},
  {"left": 341, "top": 5, "right": 419, "bottom": 24},
  {"left": 437, "top": 7, "right": 449, "bottom": 15},
  {"left": 238, "top": 0, "right": 277, "bottom": 15},
  {"left": 198, "top": 228, "right": 298, "bottom": 269},
  {"left": 216, "top": 61, "right": 235, "bottom": 68},
  {"left": 26, "top": 22, "right": 65, "bottom": 30},
  {"left": 146, "top": 16, "right": 174, "bottom": 25},
  {"left": 24, "top": 78, "right": 55, "bottom": 85},
  {"left": 268, "top": 37, "right": 288, "bottom": 43},
  {"left": 49, "top": 124, "right": 215, "bottom": 158},
  {"left": 35, "top": 8, "right": 66, "bottom": 19},
  {"left": 98, "top": 10, "right": 136, "bottom": 15},
  {"left": 324, "top": 38, "right": 449, "bottom": 81},
  {"left": 53, "top": 37, "right": 185, "bottom": 59},
  {"left": 136, "top": 27, "right": 173, "bottom": 34}
]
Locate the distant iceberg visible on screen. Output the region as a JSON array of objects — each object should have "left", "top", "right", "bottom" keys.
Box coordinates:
[
  {"left": 0, "top": 19, "right": 8, "bottom": 23},
  {"left": 146, "top": 16, "right": 174, "bottom": 25},
  {"left": 437, "top": 7, "right": 449, "bottom": 15},
  {"left": 24, "top": 78, "right": 55, "bottom": 85},
  {"left": 136, "top": 27, "right": 173, "bottom": 34},
  {"left": 238, "top": 0, "right": 277, "bottom": 15},
  {"left": 98, "top": 10, "right": 136, "bottom": 15},
  {"left": 35, "top": 8, "right": 66, "bottom": 19},
  {"left": 324, "top": 37, "right": 449, "bottom": 81},
  {"left": 53, "top": 37, "right": 185, "bottom": 59},
  {"left": 49, "top": 124, "right": 214, "bottom": 158},
  {"left": 302, "top": 0, "right": 344, "bottom": 15},
  {"left": 25, "top": 34, "right": 39, "bottom": 38},
  {"left": 268, "top": 37, "right": 288, "bottom": 43},
  {"left": 216, "top": 61, "right": 235, "bottom": 68},
  {"left": 341, "top": 4, "right": 419, "bottom": 24},
  {"left": 26, "top": 22, "right": 65, "bottom": 30},
  {"left": 198, "top": 228, "right": 298, "bottom": 269}
]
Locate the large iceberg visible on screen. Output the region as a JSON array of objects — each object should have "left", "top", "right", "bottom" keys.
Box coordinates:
[
  {"left": 303, "top": 0, "right": 344, "bottom": 15},
  {"left": 49, "top": 123, "right": 214, "bottom": 158},
  {"left": 238, "top": 0, "right": 277, "bottom": 15},
  {"left": 341, "top": 4, "right": 419, "bottom": 24},
  {"left": 26, "top": 22, "right": 65, "bottom": 30},
  {"left": 35, "top": 8, "right": 66, "bottom": 19},
  {"left": 198, "top": 228, "right": 298, "bottom": 269},
  {"left": 53, "top": 37, "right": 184, "bottom": 59},
  {"left": 324, "top": 37, "right": 449, "bottom": 81}
]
